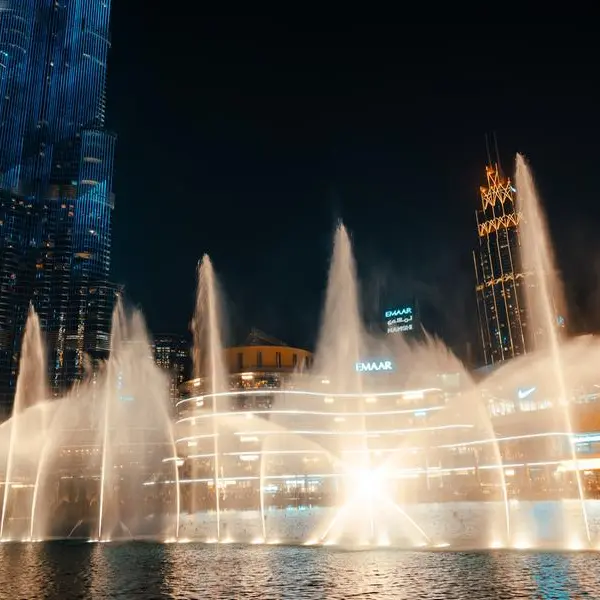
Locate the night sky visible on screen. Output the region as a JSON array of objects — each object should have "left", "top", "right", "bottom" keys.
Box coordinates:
[{"left": 105, "top": 15, "right": 599, "bottom": 360}]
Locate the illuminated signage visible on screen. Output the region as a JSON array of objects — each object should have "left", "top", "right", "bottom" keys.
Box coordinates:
[
  {"left": 355, "top": 359, "right": 395, "bottom": 373},
  {"left": 517, "top": 386, "right": 536, "bottom": 400},
  {"left": 384, "top": 305, "right": 415, "bottom": 335},
  {"left": 385, "top": 307, "right": 412, "bottom": 318}
]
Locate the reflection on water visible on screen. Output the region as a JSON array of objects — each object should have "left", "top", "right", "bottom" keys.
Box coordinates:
[
  {"left": 0, "top": 542, "right": 599, "bottom": 599},
  {"left": 530, "top": 553, "right": 585, "bottom": 599},
  {"left": 89, "top": 543, "right": 171, "bottom": 599}
]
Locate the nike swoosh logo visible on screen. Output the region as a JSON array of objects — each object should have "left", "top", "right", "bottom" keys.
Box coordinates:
[{"left": 518, "top": 387, "right": 536, "bottom": 400}]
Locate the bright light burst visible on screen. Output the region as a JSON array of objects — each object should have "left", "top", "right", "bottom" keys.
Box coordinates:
[
  {"left": 350, "top": 466, "right": 389, "bottom": 500},
  {"left": 313, "top": 460, "right": 432, "bottom": 548}
]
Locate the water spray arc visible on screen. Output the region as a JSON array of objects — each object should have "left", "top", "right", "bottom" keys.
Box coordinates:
[
  {"left": 515, "top": 154, "right": 591, "bottom": 545},
  {"left": 193, "top": 256, "right": 228, "bottom": 542},
  {"left": 1, "top": 307, "right": 46, "bottom": 541}
]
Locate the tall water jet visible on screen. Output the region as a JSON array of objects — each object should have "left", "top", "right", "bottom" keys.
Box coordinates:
[
  {"left": 314, "top": 223, "right": 364, "bottom": 391},
  {"left": 127, "top": 309, "right": 181, "bottom": 540},
  {"left": 94, "top": 299, "right": 179, "bottom": 541},
  {"left": 192, "top": 255, "right": 227, "bottom": 540},
  {"left": 29, "top": 390, "right": 71, "bottom": 540},
  {"left": 313, "top": 223, "right": 375, "bottom": 543},
  {"left": 515, "top": 153, "right": 590, "bottom": 544},
  {"left": 98, "top": 299, "right": 126, "bottom": 541},
  {"left": 0, "top": 305, "right": 46, "bottom": 540},
  {"left": 10, "top": 306, "right": 46, "bottom": 413}
]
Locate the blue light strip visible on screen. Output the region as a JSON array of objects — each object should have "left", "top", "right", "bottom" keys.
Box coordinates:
[
  {"left": 0, "top": 0, "right": 36, "bottom": 190},
  {"left": 73, "top": 129, "right": 115, "bottom": 279},
  {"left": 1, "top": 1, "right": 113, "bottom": 191}
]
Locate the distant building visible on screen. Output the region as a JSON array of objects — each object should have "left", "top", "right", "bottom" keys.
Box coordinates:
[
  {"left": 152, "top": 334, "right": 191, "bottom": 408},
  {"left": 226, "top": 328, "right": 312, "bottom": 374},
  {"left": 175, "top": 329, "right": 313, "bottom": 513},
  {"left": 473, "top": 163, "right": 529, "bottom": 365},
  {"left": 179, "top": 328, "right": 312, "bottom": 404},
  {"left": 0, "top": 1, "right": 118, "bottom": 400}
]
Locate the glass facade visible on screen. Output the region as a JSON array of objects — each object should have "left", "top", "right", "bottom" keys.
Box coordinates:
[
  {"left": 0, "top": 1, "right": 117, "bottom": 402},
  {"left": 0, "top": 1, "right": 36, "bottom": 190},
  {"left": 1, "top": 1, "right": 112, "bottom": 190},
  {"left": 0, "top": 190, "right": 38, "bottom": 414},
  {"left": 473, "top": 164, "right": 529, "bottom": 365}
]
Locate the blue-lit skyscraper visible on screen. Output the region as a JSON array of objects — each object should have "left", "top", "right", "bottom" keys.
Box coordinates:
[{"left": 0, "top": 0, "right": 117, "bottom": 405}]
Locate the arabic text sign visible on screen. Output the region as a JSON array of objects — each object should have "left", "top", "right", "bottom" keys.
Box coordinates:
[{"left": 384, "top": 305, "right": 414, "bottom": 335}]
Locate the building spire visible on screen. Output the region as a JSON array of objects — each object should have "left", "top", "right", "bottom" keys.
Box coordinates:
[
  {"left": 485, "top": 132, "right": 502, "bottom": 171},
  {"left": 485, "top": 133, "right": 492, "bottom": 166},
  {"left": 493, "top": 131, "right": 502, "bottom": 174}
]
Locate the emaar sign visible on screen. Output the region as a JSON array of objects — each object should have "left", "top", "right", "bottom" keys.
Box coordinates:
[
  {"left": 355, "top": 359, "right": 395, "bottom": 373},
  {"left": 385, "top": 307, "right": 412, "bottom": 319},
  {"left": 384, "top": 304, "right": 415, "bottom": 335}
]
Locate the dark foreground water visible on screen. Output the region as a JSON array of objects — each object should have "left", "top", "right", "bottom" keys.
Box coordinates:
[{"left": 0, "top": 542, "right": 598, "bottom": 599}]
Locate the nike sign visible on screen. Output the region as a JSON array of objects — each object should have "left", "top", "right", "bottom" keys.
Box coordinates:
[{"left": 518, "top": 387, "right": 536, "bottom": 400}]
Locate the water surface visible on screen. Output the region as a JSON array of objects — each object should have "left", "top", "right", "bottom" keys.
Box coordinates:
[{"left": 0, "top": 542, "right": 598, "bottom": 599}]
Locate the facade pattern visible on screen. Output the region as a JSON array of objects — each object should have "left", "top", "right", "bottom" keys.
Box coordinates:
[
  {"left": 0, "top": 1, "right": 117, "bottom": 405},
  {"left": 473, "top": 164, "right": 528, "bottom": 365}
]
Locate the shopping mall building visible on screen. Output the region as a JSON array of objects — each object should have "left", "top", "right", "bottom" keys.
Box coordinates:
[{"left": 174, "top": 334, "right": 600, "bottom": 514}]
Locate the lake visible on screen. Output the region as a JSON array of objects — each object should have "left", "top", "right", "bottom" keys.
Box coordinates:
[{"left": 0, "top": 542, "right": 598, "bottom": 599}]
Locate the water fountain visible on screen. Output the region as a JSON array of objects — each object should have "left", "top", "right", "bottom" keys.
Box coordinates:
[
  {"left": 175, "top": 155, "right": 600, "bottom": 550},
  {"left": 0, "top": 301, "right": 180, "bottom": 542},
  {"left": 189, "top": 255, "right": 228, "bottom": 541},
  {"left": 510, "top": 154, "right": 589, "bottom": 546},
  {"left": 1, "top": 153, "right": 600, "bottom": 550},
  {"left": 175, "top": 226, "right": 498, "bottom": 547},
  {"left": 0, "top": 305, "right": 46, "bottom": 540}
]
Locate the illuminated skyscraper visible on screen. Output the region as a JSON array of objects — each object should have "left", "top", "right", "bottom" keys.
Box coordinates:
[
  {"left": 0, "top": 1, "right": 117, "bottom": 403},
  {"left": 473, "top": 163, "right": 528, "bottom": 365}
]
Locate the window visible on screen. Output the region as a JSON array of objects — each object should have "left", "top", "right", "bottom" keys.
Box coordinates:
[
  {"left": 275, "top": 352, "right": 282, "bottom": 368},
  {"left": 237, "top": 352, "right": 243, "bottom": 371},
  {"left": 292, "top": 353, "right": 298, "bottom": 367},
  {"left": 257, "top": 351, "right": 262, "bottom": 367}
]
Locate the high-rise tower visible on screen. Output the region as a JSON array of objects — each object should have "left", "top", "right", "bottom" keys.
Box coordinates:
[
  {"left": 152, "top": 334, "right": 191, "bottom": 410},
  {"left": 0, "top": 1, "right": 117, "bottom": 405},
  {"left": 473, "top": 162, "right": 529, "bottom": 365}
]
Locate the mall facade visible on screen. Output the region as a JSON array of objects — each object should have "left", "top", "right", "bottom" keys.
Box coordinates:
[{"left": 174, "top": 336, "right": 600, "bottom": 514}]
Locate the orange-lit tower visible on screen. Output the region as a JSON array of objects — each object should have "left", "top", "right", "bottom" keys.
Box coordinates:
[{"left": 473, "top": 162, "right": 529, "bottom": 365}]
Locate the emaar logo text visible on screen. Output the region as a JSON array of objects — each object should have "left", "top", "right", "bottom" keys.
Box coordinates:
[
  {"left": 355, "top": 360, "right": 395, "bottom": 373},
  {"left": 385, "top": 307, "right": 412, "bottom": 319}
]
